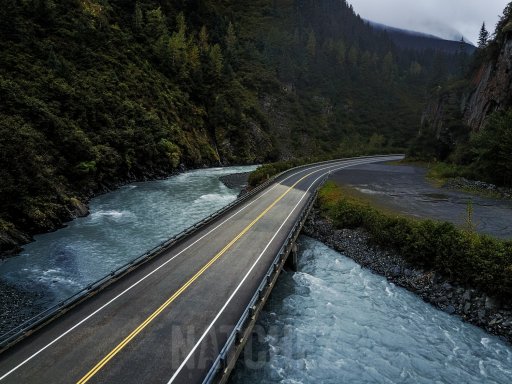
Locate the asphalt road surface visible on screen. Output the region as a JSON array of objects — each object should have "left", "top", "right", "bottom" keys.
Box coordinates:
[{"left": 0, "top": 155, "right": 402, "bottom": 384}]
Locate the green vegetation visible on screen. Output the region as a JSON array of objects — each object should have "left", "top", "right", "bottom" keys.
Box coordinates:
[
  {"left": 410, "top": 110, "right": 512, "bottom": 188},
  {"left": 466, "top": 110, "right": 512, "bottom": 186},
  {"left": 318, "top": 182, "right": 512, "bottom": 300},
  {"left": 248, "top": 159, "right": 310, "bottom": 188},
  {"left": 0, "top": 0, "right": 467, "bottom": 252},
  {"left": 425, "top": 162, "right": 469, "bottom": 184},
  {"left": 408, "top": 4, "right": 512, "bottom": 189}
]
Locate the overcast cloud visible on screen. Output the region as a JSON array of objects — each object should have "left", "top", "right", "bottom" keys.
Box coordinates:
[{"left": 348, "top": 0, "right": 510, "bottom": 45}]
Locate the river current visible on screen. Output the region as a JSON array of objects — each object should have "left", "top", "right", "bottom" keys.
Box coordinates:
[
  {"left": 1, "top": 166, "right": 511, "bottom": 382},
  {"left": 0, "top": 166, "right": 256, "bottom": 306},
  {"left": 230, "top": 237, "right": 512, "bottom": 383}
]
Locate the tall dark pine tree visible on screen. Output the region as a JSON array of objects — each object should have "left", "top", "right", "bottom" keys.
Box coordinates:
[{"left": 478, "top": 22, "right": 489, "bottom": 48}]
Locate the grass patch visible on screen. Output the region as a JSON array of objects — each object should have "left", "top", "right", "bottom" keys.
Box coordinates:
[
  {"left": 318, "top": 181, "right": 512, "bottom": 301},
  {"left": 248, "top": 159, "right": 310, "bottom": 187},
  {"left": 396, "top": 159, "right": 476, "bottom": 188},
  {"left": 426, "top": 162, "right": 469, "bottom": 186}
]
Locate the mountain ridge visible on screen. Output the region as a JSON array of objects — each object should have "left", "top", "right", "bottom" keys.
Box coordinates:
[
  {"left": 0, "top": 0, "right": 466, "bottom": 256},
  {"left": 368, "top": 20, "right": 476, "bottom": 54}
]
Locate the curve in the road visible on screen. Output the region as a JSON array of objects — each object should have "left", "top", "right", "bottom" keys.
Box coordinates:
[{"left": 0, "top": 155, "right": 403, "bottom": 384}]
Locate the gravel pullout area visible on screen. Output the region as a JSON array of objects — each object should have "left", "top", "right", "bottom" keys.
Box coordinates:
[
  {"left": 303, "top": 208, "right": 512, "bottom": 344},
  {"left": 0, "top": 282, "right": 45, "bottom": 338}
]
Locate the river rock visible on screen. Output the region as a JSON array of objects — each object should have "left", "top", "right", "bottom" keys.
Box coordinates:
[
  {"left": 485, "top": 296, "right": 498, "bottom": 311},
  {"left": 219, "top": 172, "right": 251, "bottom": 190},
  {"left": 445, "top": 305, "right": 456, "bottom": 314},
  {"left": 0, "top": 281, "right": 45, "bottom": 337}
]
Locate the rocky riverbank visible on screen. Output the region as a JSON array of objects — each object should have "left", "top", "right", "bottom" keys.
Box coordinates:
[
  {"left": 0, "top": 164, "right": 190, "bottom": 259},
  {"left": 303, "top": 208, "right": 512, "bottom": 344},
  {"left": 443, "top": 177, "right": 512, "bottom": 200},
  {"left": 0, "top": 281, "right": 45, "bottom": 338},
  {"left": 219, "top": 172, "right": 251, "bottom": 189},
  {"left": 219, "top": 172, "right": 251, "bottom": 197}
]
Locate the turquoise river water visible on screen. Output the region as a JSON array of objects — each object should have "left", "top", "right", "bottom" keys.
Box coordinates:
[
  {"left": 0, "top": 166, "right": 511, "bottom": 383},
  {"left": 230, "top": 237, "right": 512, "bottom": 383}
]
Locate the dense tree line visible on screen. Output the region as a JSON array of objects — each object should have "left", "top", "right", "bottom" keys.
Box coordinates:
[{"left": 0, "top": 0, "right": 465, "bottom": 252}]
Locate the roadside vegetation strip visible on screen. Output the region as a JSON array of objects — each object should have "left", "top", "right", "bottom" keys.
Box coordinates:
[{"left": 318, "top": 181, "right": 512, "bottom": 301}]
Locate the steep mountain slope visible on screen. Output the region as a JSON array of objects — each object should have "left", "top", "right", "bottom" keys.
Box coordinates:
[
  {"left": 410, "top": 3, "right": 512, "bottom": 185},
  {"left": 0, "top": 0, "right": 464, "bottom": 255}
]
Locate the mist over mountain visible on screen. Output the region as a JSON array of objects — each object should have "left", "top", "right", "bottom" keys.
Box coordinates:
[{"left": 369, "top": 21, "right": 476, "bottom": 54}]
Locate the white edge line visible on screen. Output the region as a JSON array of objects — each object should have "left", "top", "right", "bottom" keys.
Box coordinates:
[
  {"left": 166, "top": 157, "right": 394, "bottom": 383},
  {"left": 0, "top": 158, "right": 378, "bottom": 380}
]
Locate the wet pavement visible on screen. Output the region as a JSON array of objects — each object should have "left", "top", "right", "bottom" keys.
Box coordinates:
[{"left": 330, "top": 162, "right": 512, "bottom": 239}]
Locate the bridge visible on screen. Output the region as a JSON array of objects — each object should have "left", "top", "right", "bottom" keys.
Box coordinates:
[{"left": 0, "top": 155, "right": 402, "bottom": 384}]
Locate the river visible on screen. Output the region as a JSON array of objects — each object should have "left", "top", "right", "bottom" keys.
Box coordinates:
[
  {"left": 1, "top": 165, "right": 511, "bottom": 383},
  {"left": 0, "top": 166, "right": 256, "bottom": 312},
  {"left": 230, "top": 237, "right": 512, "bottom": 384}
]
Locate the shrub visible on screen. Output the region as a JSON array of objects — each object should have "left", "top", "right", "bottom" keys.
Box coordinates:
[{"left": 318, "top": 182, "right": 512, "bottom": 301}]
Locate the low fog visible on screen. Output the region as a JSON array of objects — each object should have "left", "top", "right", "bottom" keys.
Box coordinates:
[{"left": 349, "top": 0, "right": 510, "bottom": 44}]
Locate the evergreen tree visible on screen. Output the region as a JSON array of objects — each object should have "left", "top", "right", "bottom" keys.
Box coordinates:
[
  {"left": 478, "top": 22, "right": 489, "bottom": 48},
  {"left": 134, "top": 2, "right": 143, "bottom": 32},
  {"left": 225, "top": 22, "right": 237, "bottom": 53},
  {"left": 306, "top": 29, "right": 317, "bottom": 58},
  {"left": 199, "top": 25, "right": 209, "bottom": 53}
]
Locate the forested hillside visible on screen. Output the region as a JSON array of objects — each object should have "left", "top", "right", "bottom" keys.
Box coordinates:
[
  {"left": 410, "top": 3, "right": 512, "bottom": 187},
  {"left": 0, "top": 0, "right": 465, "bottom": 254}
]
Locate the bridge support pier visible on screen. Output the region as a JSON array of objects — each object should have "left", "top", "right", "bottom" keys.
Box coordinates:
[{"left": 285, "top": 242, "right": 299, "bottom": 271}]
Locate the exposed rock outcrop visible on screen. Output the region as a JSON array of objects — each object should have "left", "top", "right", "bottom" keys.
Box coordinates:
[
  {"left": 0, "top": 224, "right": 32, "bottom": 258},
  {"left": 421, "top": 15, "right": 512, "bottom": 140},
  {"left": 464, "top": 38, "right": 512, "bottom": 131}
]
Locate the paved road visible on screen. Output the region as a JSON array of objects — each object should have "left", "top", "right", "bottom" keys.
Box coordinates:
[{"left": 0, "top": 156, "right": 402, "bottom": 384}]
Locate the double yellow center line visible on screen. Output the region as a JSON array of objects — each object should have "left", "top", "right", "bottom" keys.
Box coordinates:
[{"left": 77, "top": 171, "right": 313, "bottom": 384}]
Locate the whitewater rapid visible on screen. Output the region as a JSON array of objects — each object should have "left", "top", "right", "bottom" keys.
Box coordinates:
[
  {"left": 0, "top": 166, "right": 257, "bottom": 306},
  {"left": 230, "top": 237, "right": 512, "bottom": 384}
]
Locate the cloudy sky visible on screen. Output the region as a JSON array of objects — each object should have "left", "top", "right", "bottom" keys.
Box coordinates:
[{"left": 348, "top": 0, "right": 510, "bottom": 45}]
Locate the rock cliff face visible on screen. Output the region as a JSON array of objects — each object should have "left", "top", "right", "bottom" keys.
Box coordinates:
[
  {"left": 464, "top": 37, "right": 512, "bottom": 131},
  {"left": 420, "top": 86, "right": 467, "bottom": 138},
  {"left": 420, "top": 30, "right": 512, "bottom": 138},
  {"left": 416, "top": 23, "right": 512, "bottom": 160}
]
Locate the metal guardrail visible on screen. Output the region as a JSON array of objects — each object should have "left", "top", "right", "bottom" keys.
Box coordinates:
[
  {"left": 0, "top": 167, "right": 282, "bottom": 350},
  {"left": 202, "top": 174, "right": 329, "bottom": 384},
  {"left": 0, "top": 154, "right": 401, "bottom": 350}
]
